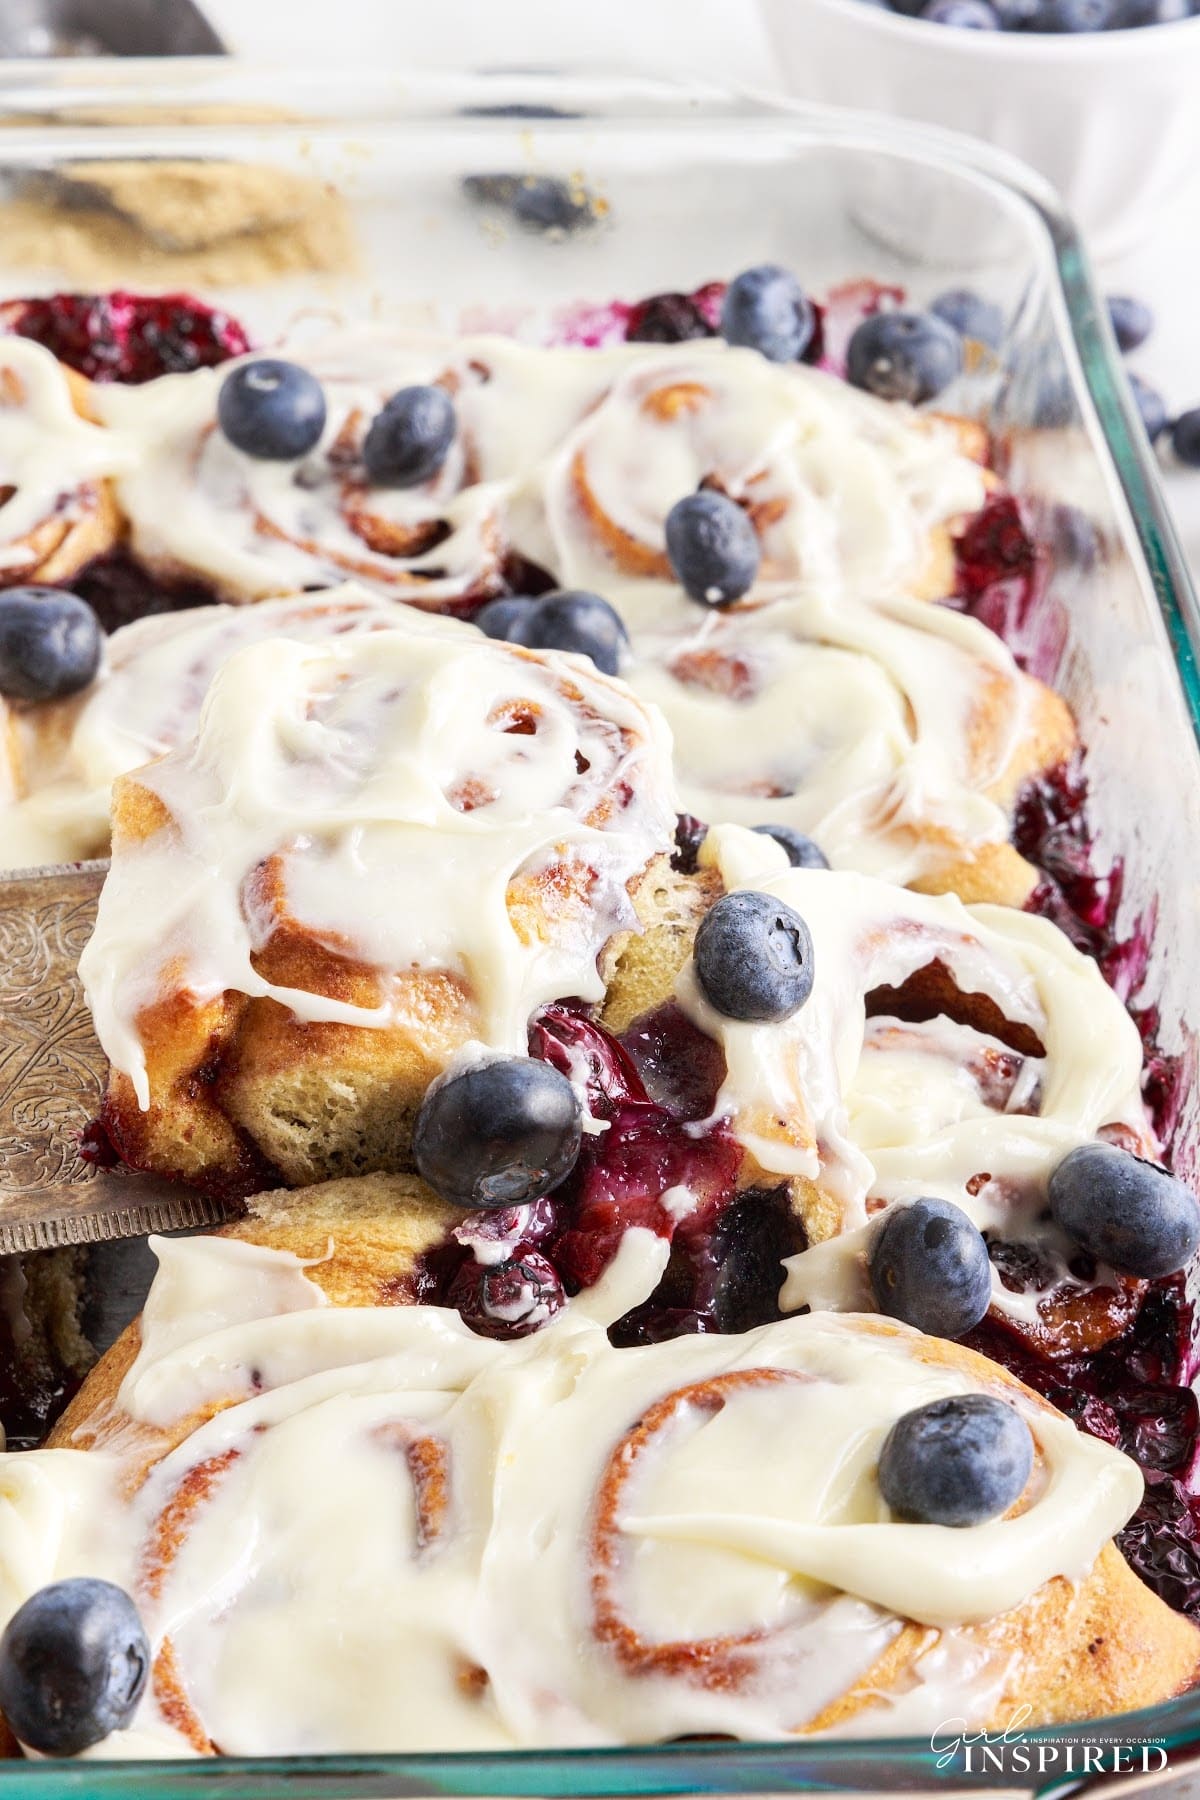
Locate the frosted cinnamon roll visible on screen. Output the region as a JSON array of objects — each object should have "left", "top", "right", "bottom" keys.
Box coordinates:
[
  {"left": 626, "top": 588, "right": 1074, "bottom": 905},
  {"left": 539, "top": 345, "right": 988, "bottom": 628},
  {"left": 80, "top": 609, "right": 678, "bottom": 1194},
  {"left": 1, "top": 1194, "right": 1191, "bottom": 1758},
  {"left": 0, "top": 338, "right": 127, "bottom": 589},
  {"left": 672, "top": 826, "right": 1167, "bottom": 1345},
  {"left": 92, "top": 329, "right": 988, "bottom": 617},
  {"left": 91, "top": 329, "right": 610, "bottom": 608},
  {"left": 0, "top": 584, "right": 412, "bottom": 871}
]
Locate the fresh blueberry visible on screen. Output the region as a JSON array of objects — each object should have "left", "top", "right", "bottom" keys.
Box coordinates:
[
  {"left": 693, "top": 890, "right": 815, "bottom": 1023},
  {"left": 474, "top": 590, "right": 628, "bottom": 676},
  {"left": 363, "top": 385, "right": 457, "bottom": 487},
  {"left": 0, "top": 1578, "right": 149, "bottom": 1756},
  {"left": 414, "top": 1055, "right": 583, "bottom": 1209},
  {"left": 720, "top": 265, "right": 816, "bottom": 364},
  {"left": 1110, "top": 0, "right": 1187, "bottom": 20},
  {"left": 1048, "top": 1142, "right": 1200, "bottom": 1279},
  {"left": 1028, "top": 0, "right": 1111, "bottom": 27},
  {"left": 751, "top": 823, "right": 830, "bottom": 870},
  {"left": 474, "top": 595, "right": 539, "bottom": 643},
  {"left": 930, "top": 288, "right": 1005, "bottom": 349},
  {"left": 216, "top": 358, "right": 326, "bottom": 460},
  {"left": 1171, "top": 407, "right": 1200, "bottom": 467},
  {"left": 845, "top": 311, "right": 963, "bottom": 404},
  {"left": 665, "top": 491, "right": 761, "bottom": 607},
  {"left": 1128, "top": 373, "right": 1169, "bottom": 442},
  {"left": 869, "top": 1198, "right": 992, "bottom": 1339},
  {"left": 447, "top": 1250, "right": 566, "bottom": 1339},
  {"left": 1106, "top": 295, "right": 1154, "bottom": 354},
  {"left": 920, "top": 0, "right": 1000, "bottom": 24},
  {"left": 878, "top": 1395, "right": 1034, "bottom": 1527},
  {"left": 0, "top": 588, "right": 103, "bottom": 703},
  {"left": 990, "top": 0, "right": 1040, "bottom": 23}
]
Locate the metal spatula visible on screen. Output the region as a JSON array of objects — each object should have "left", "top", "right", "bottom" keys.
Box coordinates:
[{"left": 0, "top": 862, "right": 241, "bottom": 1254}]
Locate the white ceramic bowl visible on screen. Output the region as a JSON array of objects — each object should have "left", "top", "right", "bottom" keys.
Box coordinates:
[{"left": 760, "top": 0, "right": 1200, "bottom": 257}]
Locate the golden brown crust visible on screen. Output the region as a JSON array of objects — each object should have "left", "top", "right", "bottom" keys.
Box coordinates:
[{"left": 45, "top": 1179, "right": 1200, "bottom": 1737}]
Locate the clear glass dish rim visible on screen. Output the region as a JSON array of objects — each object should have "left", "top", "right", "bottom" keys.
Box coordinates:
[{"left": 0, "top": 69, "right": 1197, "bottom": 1792}]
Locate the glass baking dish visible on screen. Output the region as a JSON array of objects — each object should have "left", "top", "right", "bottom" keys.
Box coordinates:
[{"left": 0, "top": 65, "right": 1198, "bottom": 1796}]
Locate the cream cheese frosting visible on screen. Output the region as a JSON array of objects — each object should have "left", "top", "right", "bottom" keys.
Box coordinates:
[
  {"left": 0, "top": 1229, "right": 1143, "bottom": 1756},
  {"left": 79, "top": 606, "right": 677, "bottom": 1109},
  {"left": 0, "top": 337, "right": 134, "bottom": 573},
  {"left": 92, "top": 328, "right": 987, "bottom": 614},
  {"left": 675, "top": 826, "right": 1148, "bottom": 1314},
  {"left": 625, "top": 586, "right": 1042, "bottom": 887},
  {"left": 0, "top": 586, "right": 411, "bottom": 871}
]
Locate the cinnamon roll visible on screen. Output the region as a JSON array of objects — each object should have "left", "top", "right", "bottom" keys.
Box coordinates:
[
  {"left": 92, "top": 329, "right": 988, "bottom": 615},
  {"left": 80, "top": 610, "right": 678, "bottom": 1194},
  {"left": 626, "top": 588, "right": 1073, "bottom": 905},
  {"left": 669, "top": 825, "right": 1162, "bottom": 1349},
  {"left": 0, "top": 338, "right": 126, "bottom": 590},
  {"left": 0, "top": 584, "right": 416, "bottom": 871},
  {"left": 0, "top": 1189, "right": 1191, "bottom": 1757}
]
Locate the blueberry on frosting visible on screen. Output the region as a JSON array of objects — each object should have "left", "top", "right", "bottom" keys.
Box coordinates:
[
  {"left": 693, "top": 890, "right": 815, "bottom": 1023},
  {"left": 869, "top": 1198, "right": 993, "bottom": 1340},
  {"left": 0, "top": 588, "right": 102, "bottom": 703},
  {"left": 217, "top": 358, "right": 327, "bottom": 460},
  {"left": 0, "top": 1579, "right": 149, "bottom": 1756},
  {"left": 846, "top": 311, "right": 963, "bottom": 405},
  {"left": 878, "top": 1394, "right": 1035, "bottom": 1528},
  {"left": 720, "top": 264, "right": 816, "bottom": 364},
  {"left": 751, "top": 823, "right": 830, "bottom": 870},
  {"left": 665, "top": 491, "right": 761, "bottom": 607},
  {"left": 363, "top": 384, "right": 457, "bottom": 487},
  {"left": 475, "top": 589, "right": 628, "bottom": 676},
  {"left": 1048, "top": 1142, "right": 1200, "bottom": 1279},
  {"left": 414, "top": 1056, "right": 583, "bottom": 1210}
]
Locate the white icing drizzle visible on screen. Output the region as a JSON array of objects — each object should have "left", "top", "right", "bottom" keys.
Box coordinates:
[
  {"left": 0, "top": 1231, "right": 1143, "bottom": 1756},
  {"left": 626, "top": 587, "right": 1036, "bottom": 886},
  {"left": 677, "top": 826, "right": 1148, "bottom": 1315},
  {"left": 92, "top": 329, "right": 985, "bottom": 612},
  {"left": 0, "top": 586, "right": 413, "bottom": 871},
  {"left": 79, "top": 608, "right": 677, "bottom": 1109},
  {"left": 0, "top": 338, "right": 135, "bottom": 569}
]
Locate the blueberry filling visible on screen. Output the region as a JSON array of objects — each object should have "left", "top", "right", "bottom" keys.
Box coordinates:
[{"left": 416, "top": 1003, "right": 803, "bottom": 1347}]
